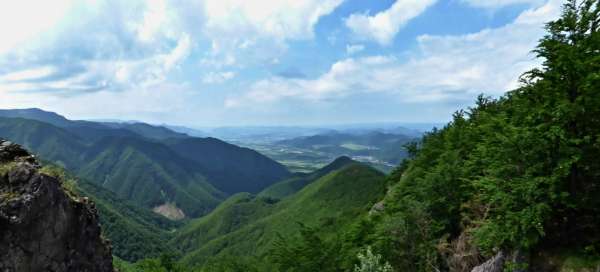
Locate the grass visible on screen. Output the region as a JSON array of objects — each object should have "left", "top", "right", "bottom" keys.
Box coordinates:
[{"left": 0, "top": 162, "right": 17, "bottom": 176}]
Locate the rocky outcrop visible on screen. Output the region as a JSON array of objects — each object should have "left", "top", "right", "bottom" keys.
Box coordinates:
[
  {"left": 471, "top": 252, "right": 505, "bottom": 272},
  {"left": 470, "top": 250, "right": 527, "bottom": 272},
  {"left": 0, "top": 139, "right": 114, "bottom": 272}
]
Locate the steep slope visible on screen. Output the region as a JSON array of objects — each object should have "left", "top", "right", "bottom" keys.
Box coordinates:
[
  {"left": 79, "top": 137, "right": 225, "bottom": 217},
  {"left": 349, "top": 5, "right": 600, "bottom": 271},
  {"left": 0, "top": 140, "right": 114, "bottom": 271},
  {"left": 76, "top": 180, "right": 181, "bottom": 262},
  {"left": 0, "top": 117, "right": 87, "bottom": 168},
  {"left": 0, "top": 118, "right": 225, "bottom": 217},
  {"left": 165, "top": 137, "right": 291, "bottom": 194},
  {"left": 0, "top": 112, "right": 291, "bottom": 205},
  {"left": 0, "top": 108, "right": 72, "bottom": 127},
  {"left": 171, "top": 162, "right": 386, "bottom": 266},
  {"left": 259, "top": 156, "right": 356, "bottom": 199}
]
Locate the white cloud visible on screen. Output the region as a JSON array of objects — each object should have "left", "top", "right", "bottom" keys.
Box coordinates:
[
  {"left": 203, "top": 0, "right": 342, "bottom": 41},
  {"left": 0, "top": 0, "right": 74, "bottom": 54},
  {"left": 345, "top": 0, "right": 437, "bottom": 46},
  {"left": 462, "top": 0, "right": 545, "bottom": 9},
  {"left": 0, "top": 1, "right": 194, "bottom": 95},
  {"left": 202, "top": 71, "right": 236, "bottom": 84},
  {"left": 346, "top": 44, "right": 365, "bottom": 55},
  {"left": 227, "top": 0, "right": 561, "bottom": 107},
  {"left": 0, "top": 66, "right": 55, "bottom": 82},
  {"left": 200, "top": 0, "right": 343, "bottom": 68}
]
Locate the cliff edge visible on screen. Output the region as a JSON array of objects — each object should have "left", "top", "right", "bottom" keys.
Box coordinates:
[{"left": 0, "top": 139, "right": 114, "bottom": 272}]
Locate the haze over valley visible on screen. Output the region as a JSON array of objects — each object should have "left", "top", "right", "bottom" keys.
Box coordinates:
[{"left": 1, "top": 0, "right": 599, "bottom": 271}]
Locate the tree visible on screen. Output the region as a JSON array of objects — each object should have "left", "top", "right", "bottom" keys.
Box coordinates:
[
  {"left": 354, "top": 247, "right": 393, "bottom": 272},
  {"left": 269, "top": 223, "right": 344, "bottom": 272}
]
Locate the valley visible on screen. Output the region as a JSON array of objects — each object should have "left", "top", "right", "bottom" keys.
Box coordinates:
[{"left": 1, "top": 1, "right": 599, "bottom": 271}]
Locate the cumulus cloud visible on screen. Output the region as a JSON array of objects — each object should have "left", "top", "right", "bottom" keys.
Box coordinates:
[
  {"left": 0, "top": 0, "right": 73, "bottom": 55},
  {"left": 200, "top": 0, "right": 343, "bottom": 68},
  {"left": 226, "top": 0, "right": 562, "bottom": 108},
  {"left": 0, "top": 0, "right": 195, "bottom": 97},
  {"left": 461, "top": 0, "right": 545, "bottom": 9},
  {"left": 345, "top": 0, "right": 437, "bottom": 46}
]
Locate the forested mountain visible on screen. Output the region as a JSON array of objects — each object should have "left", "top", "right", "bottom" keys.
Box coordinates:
[
  {"left": 258, "top": 156, "right": 356, "bottom": 199},
  {"left": 165, "top": 137, "right": 290, "bottom": 194},
  {"left": 359, "top": 3, "right": 600, "bottom": 270},
  {"left": 78, "top": 136, "right": 225, "bottom": 217},
  {"left": 0, "top": 113, "right": 290, "bottom": 218},
  {"left": 0, "top": 108, "right": 188, "bottom": 140},
  {"left": 2, "top": 1, "right": 599, "bottom": 272},
  {"left": 117, "top": 2, "right": 600, "bottom": 271},
  {"left": 170, "top": 160, "right": 386, "bottom": 269},
  {"left": 37, "top": 164, "right": 181, "bottom": 262}
]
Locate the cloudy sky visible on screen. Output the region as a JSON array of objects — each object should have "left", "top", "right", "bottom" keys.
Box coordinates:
[{"left": 0, "top": 0, "right": 562, "bottom": 127}]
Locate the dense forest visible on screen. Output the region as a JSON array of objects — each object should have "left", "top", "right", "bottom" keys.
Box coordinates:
[
  {"left": 112, "top": 1, "right": 600, "bottom": 271},
  {"left": 1, "top": 1, "right": 598, "bottom": 272}
]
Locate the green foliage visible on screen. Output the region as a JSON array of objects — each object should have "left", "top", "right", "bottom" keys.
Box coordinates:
[
  {"left": 198, "top": 255, "right": 261, "bottom": 272},
  {"left": 354, "top": 247, "right": 393, "bottom": 272},
  {"left": 0, "top": 114, "right": 290, "bottom": 217},
  {"left": 173, "top": 163, "right": 387, "bottom": 267},
  {"left": 259, "top": 156, "right": 356, "bottom": 199},
  {"left": 369, "top": 1, "right": 600, "bottom": 270},
  {"left": 269, "top": 223, "right": 344, "bottom": 272},
  {"left": 0, "top": 162, "right": 17, "bottom": 176},
  {"left": 165, "top": 137, "right": 291, "bottom": 195},
  {"left": 116, "top": 253, "right": 189, "bottom": 272},
  {"left": 39, "top": 164, "right": 77, "bottom": 194},
  {"left": 78, "top": 181, "right": 182, "bottom": 262}
]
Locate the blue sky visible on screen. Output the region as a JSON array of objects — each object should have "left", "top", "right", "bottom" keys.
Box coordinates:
[{"left": 0, "top": 0, "right": 562, "bottom": 127}]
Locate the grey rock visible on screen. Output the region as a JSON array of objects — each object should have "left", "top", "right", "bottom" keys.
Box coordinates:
[
  {"left": 0, "top": 139, "right": 114, "bottom": 272},
  {"left": 471, "top": 251, "right": 505, "bottom": 272}
]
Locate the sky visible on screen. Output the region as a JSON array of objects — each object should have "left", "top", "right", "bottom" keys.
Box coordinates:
[{"left": 0, "top": 0, "right": 563, "bottom": 127}]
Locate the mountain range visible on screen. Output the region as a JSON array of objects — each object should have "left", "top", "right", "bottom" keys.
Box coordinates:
[{"left": 0, "top": 108, "right": 290, "bottom": 218}]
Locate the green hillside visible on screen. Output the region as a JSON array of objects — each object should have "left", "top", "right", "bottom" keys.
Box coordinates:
[
  {"left": 171, "top": 162, "right": 386, "bottom": 267},
  {"left": 38, "top": 165, "right": 181, "bottom": 263},
  {"left": 126, "top": 4, "right": 600, "bottom": 271},
  {"left": 79, "top": 137, "right": 224, "bottom": 217},
  {"left": 0, "top": 115, "right": 291, "bottom": 218},
  {"left": 0, "top": 119, "right": 225, "bottom": 217},
  {"left": 259, "top": 156, "right": 356, "bottom": 199},
  {"left": 78, "top": 181, "right": 180, "bottom": 262},
  {"left": 0, "top": 117, "right": 86, "bottom": 168},
  {"left": 296, "top": 3, "right": 600, "bottom": 271},
  {"left": 165, "top": 137, "right": 291, "bottom": 194}
]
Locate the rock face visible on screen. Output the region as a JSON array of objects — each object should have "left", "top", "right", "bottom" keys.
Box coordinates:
[
  {"left": 471, "top": 252, "right": 505, "bottom": 272},
  {"left": 0, "top": 139, "right": 114, "bottom": 272},
  {"left": 470, "top": 250, "right": 527, "bottom": 272}
]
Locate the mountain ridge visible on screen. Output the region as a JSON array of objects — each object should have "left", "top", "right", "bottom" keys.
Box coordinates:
[{"left": 0, "top": 110, "right": 291, "bottom": 218}]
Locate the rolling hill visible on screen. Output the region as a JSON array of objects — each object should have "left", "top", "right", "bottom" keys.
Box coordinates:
[
  {"left": 170, "top": 160, "right": 386, "bottom": 266},
  {"left": 258, "top": 155, "right": 356, "bottom": 199}
]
